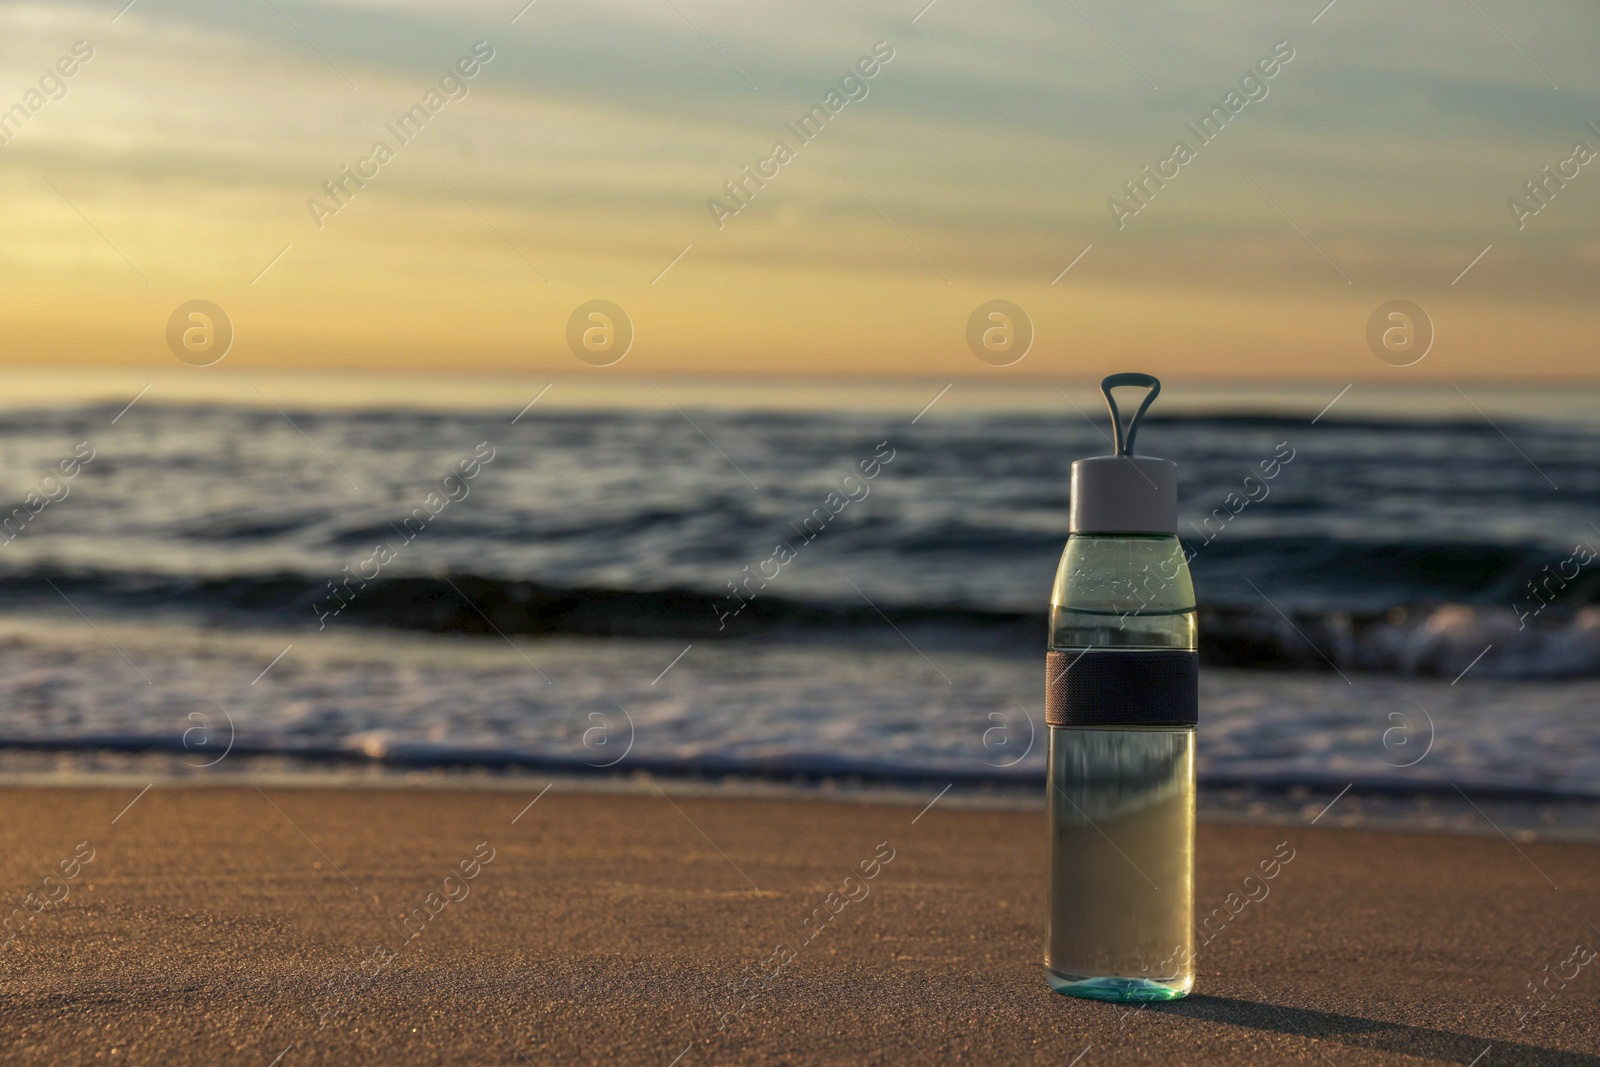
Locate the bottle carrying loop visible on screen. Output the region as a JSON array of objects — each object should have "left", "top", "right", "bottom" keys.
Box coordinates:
[{"left": 1100, "top": 373, "right": 1161, "bottom": 457}]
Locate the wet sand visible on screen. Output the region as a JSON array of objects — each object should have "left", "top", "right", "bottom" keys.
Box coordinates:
[{"left": 0, "top": 783, "right": 1595, "bottom": 1065}]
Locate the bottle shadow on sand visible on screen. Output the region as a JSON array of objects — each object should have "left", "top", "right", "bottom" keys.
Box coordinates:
[{"left": 1151, "top": 994, "right": 1600, "bottom": 1066}]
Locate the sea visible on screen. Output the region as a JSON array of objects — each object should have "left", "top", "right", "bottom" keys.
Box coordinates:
[{"left": 0, "top": 371, "right": 1595, "bottom": 837}]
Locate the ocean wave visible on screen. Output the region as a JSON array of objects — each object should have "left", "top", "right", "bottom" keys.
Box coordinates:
[
  {"left": 1, "top": 563, "right": 1597, "bottom": 678},
  {"left": 1201, "top": 603, "right": 1600, "bottom": 679},
  {"left": 0, "top": 733, "right": 1593, "bottom": 804}
]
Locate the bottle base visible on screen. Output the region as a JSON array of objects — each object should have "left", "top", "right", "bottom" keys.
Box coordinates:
[{"left": 1045, "top": 969, "right": 1191, "bottom": 1002}]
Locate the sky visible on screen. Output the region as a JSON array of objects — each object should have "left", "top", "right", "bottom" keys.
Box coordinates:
[{"left": 0, "top": 0, "right": 1596, "bottom": 383}]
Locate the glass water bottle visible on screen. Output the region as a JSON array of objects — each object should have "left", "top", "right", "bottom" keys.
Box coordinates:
[{"left": 1044, "top": 373, "right": 1198, "bottom": 1002}]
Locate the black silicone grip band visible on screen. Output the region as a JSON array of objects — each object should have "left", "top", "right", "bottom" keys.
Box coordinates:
[{"left": 1045, "top": 649, "right": 1198, "bottom": 727}]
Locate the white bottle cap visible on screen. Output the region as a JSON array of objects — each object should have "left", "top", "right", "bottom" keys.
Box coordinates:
[{"left": 1068, "top": 374, "right": 1178, "bottom": 535}]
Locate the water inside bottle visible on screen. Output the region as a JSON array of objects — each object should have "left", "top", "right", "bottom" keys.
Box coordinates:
[
  {"left": 1045, "top": 725, "right": 1195, "bottom": 1000},
  {"left": 1046, "top": 535, "right": 1197, "bottom": 1000}
]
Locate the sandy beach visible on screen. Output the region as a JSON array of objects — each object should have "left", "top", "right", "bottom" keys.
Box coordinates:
[{"left": 0, "top": 783, "right": 1594, "bottom": 1066}]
